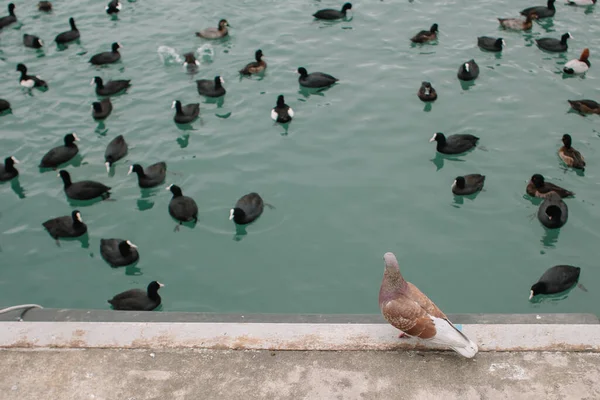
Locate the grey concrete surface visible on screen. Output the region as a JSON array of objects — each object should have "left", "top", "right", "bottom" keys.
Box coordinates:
[{"left": 0, "top": 348, "right": 598, "bottom": 400}]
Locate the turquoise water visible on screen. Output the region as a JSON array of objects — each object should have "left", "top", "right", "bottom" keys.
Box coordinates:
[{"left": 0, "top": 0, "right": 599, "bottom": 315}]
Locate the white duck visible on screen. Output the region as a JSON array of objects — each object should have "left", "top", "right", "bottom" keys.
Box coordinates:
[
  {"left": 566, "top": 0, "right": 596, "bottom": 5},
  {"left": 564, "top": 48, "right": 590, "bottom": 74},
  {"left": 379, "top": 252, "right": 479, "bottom": 358}
]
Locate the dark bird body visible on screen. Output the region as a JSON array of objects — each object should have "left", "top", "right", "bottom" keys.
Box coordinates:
[
  {"left": 430, "top": 133, "right": 479, "bottom": 155},
  {"left": 92, "top": 98, "right": 112, "bottom": 120},
  {"left": 0, "top": 3, "right": 16, "bottom": 29},
  {"left": 240, "top": 50, "right": 266, "bottom": 75},
  {"left": 38, "top": 2, "right": 52, "bottom": 12},
  {"left": 536, "top": 33, "right": 571, "bottom": 52},
  {"left": 526, "top": 174, "right": 574, "bottom": 198},
  {"left": 0, "top": 156, "right": 19, "bottom": 181},
  {"left": 100, "top": 239, "right": 139, "bottom": 267},
  {"left": 23, "top": 34, "right": 43, "bottom": 49},
  {"left": 230, "top": 192, "right": 264, "bottom": 225},
  {"left": 457, "top": 59, "right": 479, "bottom": 81},
  {"left": 452, "top": 175, "right": 485, "bottom": 195},
  {"left": 106, "top": 0, "right": 121, "bottom": 14},
  {"left": 411, "top": 24, "right": 438, "bottom": 43},
  {"left": 129, "top": 162, "right": 166, "bottom": 188},
  {"left": 105, "top": 135, "right": 127, "bottom": 171},
  {"left": 55, "top": 18, "right": 80, "bottom": 44},
  {"left": 108, "top": 281, "right": 163, "bottom": 311},
  {"left": 530, "top": 265, "right": 581, "bottom": 299},
  {"left": 521, "top": 0, "right": 556, "bottom": 18},
  {"left": 498, "top": 15, "right": 537, "bottom": 30},
  {"left": 568, "top": 99, "right": 600, "bottom": 114},
  {"left": 43, "top": 210, "right": 87, "bottom": 240},
  {"left": 92, "top": 77, "right": 130, "bottom": 96},
  {"left": 417, "top": 82, "right": 437, "bottom": 102},
  {"left": 297, "top": 67, "right": 338, "bottom": 88},
  {"left": 196, "top": 19, "right": 229, "bottom": 39},
  {"left": 271, "top": 95, "right": 294, "bottom": 123},
  {"left": 538, "top": 192, "right": 568, "bottom": 229},
  {"left": 477, "top": 36, "right": 504, "bottom": 52},
  {"left": 559, "top": 134, "right": 585, "bottom": 170},
  {"left": 17, "top": 64, "right": 47, "bottom": 89},
  {"left": 89, "top": 43, "right": 121, "bottom": 65},
  {"left": 313, "top": 2, "right": 352, "bottom": 20},
  {"left": 168, "top": 185, "right": 198, "bottom": 225},
  {"left": 172, "top": 101, "right": 199, "bottom": 124},
  {"left": 196, "top": 76, "right": 226, "bottom": 97},
  {"left": 59, "top": 170, "right": 111, "bottom": 200},
  {"left": 39, "top": 133, "right": 79, "bottom": 168},
  {"left": 0, "top": 99, "right": 11, "bottom": 113}
]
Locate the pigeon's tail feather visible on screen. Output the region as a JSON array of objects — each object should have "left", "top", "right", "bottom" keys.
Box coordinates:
[{"left": 429, "top": 317, "right": 478, "bottom": 358}]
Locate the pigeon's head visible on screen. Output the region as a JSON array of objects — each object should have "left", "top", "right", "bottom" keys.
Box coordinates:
[
  {"left": 529, "top": 282, "right": 546, "bottom": 300},
  {"left": 383, "top": 252, "right": 402, "bottom": 278}
]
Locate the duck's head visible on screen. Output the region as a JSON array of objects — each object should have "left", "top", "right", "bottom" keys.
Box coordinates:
[
  {"left": 111, "top": 42, "right": 122, "bottom": 52},
  {"left": 430, "top": 23, "right": 438, "bottom": 33},
  {"left": 342, "top": 2, "right": 352, "bottom": 12},
  {"left": 429, "top": 132, "right": 445, "bottom": 142},
  {"left": 255, "top": 49, "right": 263, "bottom": 61},
  {"left": 531, "top": 174, "right": 545, "bottom": 188},
  {"left": 218, "top": 19, "right": 229, "bottom": 30},
  {"left": 16, "top": 63, "right": 27, "bottom": 73},
  {"left": 579, "top": 48, "right": 590, "bottom": 62},
  {"left": 562, "top": 134, "right": 572, "bottom": 148},
  {"left": 297, "top": 67, "right": 308, "bottom": 77},
  {"left": 453, "top": 176, "right": 466, "bottom": 189},
  {"left": 529, "top": 282, "right": 546, "bottom": 300}
]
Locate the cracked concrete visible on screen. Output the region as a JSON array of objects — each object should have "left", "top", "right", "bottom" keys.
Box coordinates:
[{"left": 0, "top": 349, "right": 598, "bottom": 400}]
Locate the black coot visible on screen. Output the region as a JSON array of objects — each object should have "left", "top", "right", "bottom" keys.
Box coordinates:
[
  {"left": 0, "top": 156, "right": 19, "bottom": 181},
  {"left": 477, "top": 36, "right": 504, "bottom": 52},
  {"left": 0, "top": 3, "right": 16, "bottom": 29},
  {"left": 167, "top": 184, "right": 198, "bottom": 229},
  {"left": 430, "top": 132, "right": 479, "bottom": 154},
  {"left": 108, "top": 281, "right": 164, "bottom": 311},
  {"left": 452, "top": 175, "right": 486, "bottom": 195},
  {"left": 128, "top": 162, "right": 166, "bottom": 188},
  {"left": 55, "top": 18, "right": 80, "bottom": 44},
  {"left": 104, "top": 135, "right": 127, "bottom": 172},
  {"left": 100, "top": 239, "right": 139, "bottom": 267},
  {"left": 92, "top": 98, "right": 112, "bottom": 120},
  {"left": 89, "top": 42, "right": 121, "bottom": 65},
  {"left": 39, "top": 133, "right": 79, "bottom": 168},
  {"left": 530, "top": 265, "right": 580, "bottom": 299},
  {"left": 457, "top": 59, "right": 479, "bottom": 81},
  {"left": 91, "top": 77, "right": 131, "bottom": 96},
  {"left": 196, "top": 76, "right": 226, "bottom": 97},
  {"left": 297, "top": 67, "right": 338, "bottom": 88},
  {"left": 230, "top": 192, "right": 265, "bottom": 225},
  {"left": 38, "top": 1, "right": 52, "bottom": 12},
  {"left": 23, "top": 34, "right": 43, "bottom": 49},
  {"left": 0, "top": 99, "right": 11, "bottom": 113},
  {"left": 172, "top": 100, "right": 199, "bottom": 124},
  {"left": 538, "top": 192, "right": 568, "bottom": 229},
  {"left": 42, "top": 210, "right": 87, "bottom": 242},
  {"left": 521, "top": 0, "right": 556, "bottom": 18},
  {"left": 536, "top": 33, "right": 571, "bottom": 52},
  {"left": 58, "top": 170, "right": 111, "bottom": 200},
  {"left": 271, "top": 95, "right": 294, "bottom": 123},
  {"left": 106, "top": 0, "right": 121, "bottom": 14},
  {"left": 313, "top": 2, "right": 352, "bottom": 20}
]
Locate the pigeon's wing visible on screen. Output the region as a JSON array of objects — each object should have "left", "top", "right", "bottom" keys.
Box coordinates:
[
  {"left": 405, "top": 282, "right": 447, "bottom": 319},
  {"left": 381, "top": 296, "right": 437, "bottom": 339}
]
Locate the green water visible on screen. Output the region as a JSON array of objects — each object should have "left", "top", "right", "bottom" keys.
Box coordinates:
[{"left": 0, "top": 0, "right": 599, "bottom": 315}]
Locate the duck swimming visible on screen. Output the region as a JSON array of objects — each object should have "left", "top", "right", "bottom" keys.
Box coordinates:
[
  {"left": 558, "top": 134, "right": 585, "bottom": 170},
  {"left": 457, "top": 59, "right": 479, "bottom": 81},
  {"left": 0, "top": 156, "right": 19, "bottom": 182},
  {"left": 411, "top": 24, "right": 438, "bottom": 43},
  {"left": 196, "top": 19, "right": 229, "bottom": 39},
  {"left": 563, "top": 48, "right": 590, "bottom": 74},
  {"left": 271, "top": 95, "right": 294, "bottom": 123},
  {"left": 521, "top": 0, "right": 556, "bottom": 18},
  {"left": 417, "top": 82, "right": 437, "bottom": 102},
  {"left": 536, "top": 33, "right": 571, "bottom": 52},
  {"left": 16, "top": 64, "right": 47, "bottom": 89},
  {"left": 498, "top": 14, "right": 537, "bottom": 30},
  {"left": 313, "top": 2, "right": 352, "bottom": 20},
  {"left": 526, "top": 174, "right": 574, "bottom": 198},
  {"left": 567, "top": 99, "right": 600, "bottom": 114},
  {"left": 538, "top": 192, "right": 568, "bottom": 229},
  {"left": 239, "top": 49, "right": 266, "bottom": 75},
  {"left": 0, "top": 3, "right": 16, "bottom": 29},
  {"left": 297, "top": 67, "right": 338, "bottom": 88},
  {"left": 55, "top": 18, "right": 80, "bottom": 44},
  {"left": 477, "top": 37, "right": 504, "bottom": 52},
  {"left": 452, "top": 175, "right": 485, "bottom": 196},
  {"left": 430, "top": 133, "right": 479, "bottom": 155},
  {"left": 196, "top": 76, "right": 226, "bottom": 97},
  {"left": 89, "top": 42, "right": 122, "bottom": 65}
]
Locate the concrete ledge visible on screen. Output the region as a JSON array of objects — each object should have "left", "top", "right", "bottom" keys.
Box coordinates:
[{"left": 1, "top": 321, "right": 598, "bottom": 352}]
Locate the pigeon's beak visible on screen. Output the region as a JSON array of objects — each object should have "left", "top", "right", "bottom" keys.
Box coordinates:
[
  {"left": 529, "top": 290, "right": 534, "bottom": 300},
  {"left": 229, "top": 209, "right": 234, "bottom": 220}
]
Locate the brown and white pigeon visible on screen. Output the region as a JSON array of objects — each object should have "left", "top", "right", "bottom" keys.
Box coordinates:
[{"left": 379, "top": 252, "right": 478, "bottom": 358}]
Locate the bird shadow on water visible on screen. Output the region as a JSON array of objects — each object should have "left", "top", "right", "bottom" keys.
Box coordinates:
[
  {"left": 58, "top": 232, "right": 90, "bottom": 249},
  {"left": 2, "top": 178, "right": 26, "bottom": 199},
  {"left": 430, "top": 153, "right": 465, "bottom": 171},
  {"left": 67, "top": 196, "right": 113, "bottom": 208},
  {"left": 535, "top": 19, "right": 555, "bottom": 33},
  {"left": 176, "top": 134, "right": 190, "bottom": 149},
  {"left": 530, "top": 285, "right": 576, "bottom": 304},
  {"left": 541, "top": 228, "right": 560, "bottom": 248},
  {"left": 451, "top": 192, "right": 481, "bottom": 207},
  {"left": 274, "top": 122, "right": 290, "bottom": 136},
  {"left": 95, "top": 121, "right": 109, "bottom": 136},
  {"left": 136, "top": 188, "right": 159, "bottom": 211},
  {"left": 423, "top": 103, "right": 433, "bottom": 112},
  {"left": 298, "top": 85, "right": 330, "bottom": 99},
  {"left": 459, "top": 80, "right": 476, "bottom": 91},
  {"left": 233, "top": 224, "right": 249, "bottom": 242}
]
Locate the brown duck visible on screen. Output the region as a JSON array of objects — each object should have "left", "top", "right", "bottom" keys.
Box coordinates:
[
  {"left": 379, "top": 252, "right": 478, "bottom": 358},
  {"left": 411, "top": 24, "right": 438, "bottom": 43},
  {"left": 568, "top": 99, "right": 600, "bottom": 115},
  {"left": 526, "top": 174, "right": 574, "bottom": 198},
  {"left": 559, "top": 134, "right": 585, "bottom": 170},
  {"left": 498, "top": 14, "right": 537, "bottom": 30}
]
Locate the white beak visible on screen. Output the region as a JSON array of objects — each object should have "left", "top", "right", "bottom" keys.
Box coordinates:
[
  {"left": 502, "top": 40, "right": 506, "bottom": 47},
  {"left": 76, "top": 212, "right": 83, "bottom": 223},
  {"left": 451, "top": 180, "right": 457, "bottom": 189},
  {"left": 127, "top": 165, "right": 133, "bottom": 175},
  {"left": 195, "top": 60, "right": 200, "bottom": 66},
  {"left": 229, "top": 208, "right": 234, "bottom": 220},
  {"left": 166, "top": 184, "right": 173, "bottom": 190},
  {"left": 72, "top": 133, "right": 80, "bottom": 141},
  {"left": 220, "top": 77, "right": 225, "bottom": 84},
  {"left": 90, "top": 78, "right": 95, "bottom": 86},
  {"left": 529, "top": 290, "right": 534, "bottom": 300},
  {"left": 126, "top": 240, "right": 138, "bottom": 249},
  {"left": 105, "top": 161, "right": 110, "bottom": 172},
  {"left": 118, "top": 42, "right": 123, "bottom": 48},
  {"left": 465, "top": 63, "right": 470, "bottom": 72},
  {"left": 429, "top": 133, "right": 437, "bottom": 142},
  {"left": 158, "top": 282, "right": 165, "bottom": 288},
  {"left": 171, "top": 101, "right": 177, "bottom": 109},
  {"left": 10, "top": 156, "right": 20, "bottom": 164}
]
